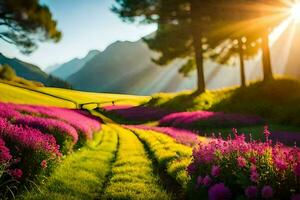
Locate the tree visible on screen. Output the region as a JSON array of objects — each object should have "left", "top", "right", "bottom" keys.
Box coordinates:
[
  {"left": 0, "top": 64, "right": 16, "bottom": 80},
  {"left": 113, "top": 0, "right": 213, "bottom": 94},
  {"left": 113, "top": 0, "right": 289, "bottom": 92},
  {"left": 0, "top": 0, "right": 61, "bottom": 54}
]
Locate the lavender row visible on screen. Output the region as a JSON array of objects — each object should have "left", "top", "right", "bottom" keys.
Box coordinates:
[{"left": 159, "top": 110, "right": 264, "bottom": 130}]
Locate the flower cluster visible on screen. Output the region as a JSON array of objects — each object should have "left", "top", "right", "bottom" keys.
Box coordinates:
[
  {"left": 14, "top": 115, "right": 78, "bottom": 153},
  {"left": 160, "top": 110, "right": 264, "bottom": 130},
  {"left": 0, "top": 102, "right": 102, "bottom": 184},
  {"left": 103, "top": 105, "right": 172, "bottom": 122},
  {"left": 0, "top": 102, "right": 101, "bottom": 141},
  {"left": 125, "top": 125, "right": 199, "bottom": 147},
  {"left": 14, "top": 105, "right": 101, "bottom": 140},
  {"left": 187, "top": 127, "right": 300, "bottom": 199}
]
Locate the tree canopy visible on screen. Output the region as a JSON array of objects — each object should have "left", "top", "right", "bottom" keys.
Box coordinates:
[
  {"left": 0, "top": 0, "right": 61, "bottom": 54},
  {"left": 113, "top": 0, "right": 290, "bottom": 93}
]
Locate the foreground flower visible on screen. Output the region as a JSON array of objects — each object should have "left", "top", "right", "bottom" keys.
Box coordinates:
[
  {"left": 203, "top": 175, "right": 212, "bottom": 186},
  {"left": 294, "top": 162, "right": 300, "bottom": 177},
  {"left": 9, "top": 168, "right": 23, "bottom": 179},
  {"left": 291, "top": 194, "right": 300, "bottom": 200},
  {"left": 261, "top": 185, "right": 274, "bottom": 199},
  {"left": 211, "top": 165, "right": 221, "bottom": 177},
  {"left": 245, "top": 186, "right": 258, "bottom": 199},
  {"left": 237, "top": 156, "right": 247, "bottom": 168},
  {"left": 208, "top": 183, "right": 231, "bottom": 200},
  {"left": 41, "top": 160, "right": 47, "bottom": 169}
]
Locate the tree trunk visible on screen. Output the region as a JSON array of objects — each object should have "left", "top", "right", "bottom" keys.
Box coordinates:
[
  {"left": 261, "top": 30, "right": 273, "bottom": 81},
  {"left": 191, "top": 0, "right": 205, "bottom": 94},
  {"left": 238, "top": 38, "right": 246, "bottom": 87}
]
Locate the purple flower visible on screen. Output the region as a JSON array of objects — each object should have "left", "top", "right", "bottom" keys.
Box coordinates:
[
  {"left": 245, "top": 186, "right": 258, "bottom": 199},
  {"left": 203, "top": 175, "right": 212, "bottom": 186},
  {"left": 208, "top": 183, "right": 231, "bottom": 200},
  {"left": 211, "top": 165, "right": 221, "bottom": 177},
  {"left": 196, "top": 176, "right": 202, "bottom": 188},
  {"left": 291, "top": 194, "right": 300, "bottom": 200},
  {"left": 261, "top": 185, "right": 273, "bottom": 199}
]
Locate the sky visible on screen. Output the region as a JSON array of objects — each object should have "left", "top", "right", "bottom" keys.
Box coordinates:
[{"left": 0, "top": 0, "right": 157, "bottom": 69}]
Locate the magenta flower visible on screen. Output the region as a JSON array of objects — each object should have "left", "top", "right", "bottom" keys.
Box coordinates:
[
  {"left": 237, "top": 156, "right": 247, "bottom": 168},
  {"left": 41, "top": 160, "right": 47, "bottom": 169},
  {"left": 0, "top": 138, "right": 12, "bottom": 164},
  {"left": 208, "top": 183, "right": 231, "bottom": 200},
  {"left": 264, "top": 125, "right": 271, "bottom": 141},
  {"left": 196, "top": 176, "right": 203, "bottom": 188},
  {"left": 261, "top": 185, "right": 274, "bottom": 199},
  {"left": 211, "top": 165, "right": 221, "bottom": 177},
  {"left": 291, "top": 194, "right": 300, "bottom": 200},
  {"left": 245, "top": 186, "right": 258, "bottom": 199},
  {"left": 203, "top": 175, "right": 212, "bottom": 186},
  {"left": 9, "top": 168, "right": 23, "bottom": 179},
  {"left": 294, "top": 162, "right": 300, "bottom": 177}
]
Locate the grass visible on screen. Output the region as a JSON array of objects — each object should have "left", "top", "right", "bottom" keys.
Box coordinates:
[
  {"left": 0, "top": 82, "right": 149, "bottom": 109},
  {"left": 38, "top": 87, "right": 150, "bottom": 109},
  {"left": 0, "top": 83, "right": 75, "bottom": 108},
  {"left": 147, "top": 78, "right": 300, "bottom": 126},
  {"left": 19, "top": 125, "right": 118, "bottom": 200},
  {"left": 101, "top": 124, "right": 171, "bottom": 200},
  {"left": 128, "top": 127, "right": 192, "bottom": 189}
]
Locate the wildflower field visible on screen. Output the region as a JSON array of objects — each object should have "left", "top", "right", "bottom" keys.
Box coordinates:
[{"left": 0, "top": 81, "right": 300, "bottom": 200}]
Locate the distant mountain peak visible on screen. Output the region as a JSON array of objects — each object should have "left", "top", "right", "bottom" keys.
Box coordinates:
[{"left": 50, "top": 49, "right": 100, "bottom": 80}]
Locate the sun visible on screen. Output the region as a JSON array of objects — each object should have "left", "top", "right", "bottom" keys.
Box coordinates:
[{"left": 291, "top": 3, "right": 300, "bottom": 20}]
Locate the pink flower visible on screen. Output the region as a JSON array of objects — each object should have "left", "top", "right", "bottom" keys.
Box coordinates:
[
  {"left": 41, "top": 160, "right": 47, "bottom": 169},
  {"left": 261, "top": 185, "right": 273, "bottom": 199},
  {"left": 245, "top": 186, "right": 258, "bottom": 199},
  {"left": 294, "top": 162, "right": 300, "bottom": 177},
  {"left": 208, "top": 183, "right": 231, "bottom": 200},
  {"left": 203, "top": 175, "right": 212, "bottom": 186},
  {"left": 264, "top": 125, "right": 271, "bottom": 141},
  {"left": 250, "top": 171, "right": 259, "bottom": 183},
  {"left": 249, "top": 156, "right": 257, "bottom": 164},
  {"left": 211, "top": 165, "right": 221, "bottom": 177},
  {"left": 237, "top": 156, "right": 247, "bottom": 168},
  {"left": 9, "top": 168, "right": 23, "bottom": 179}
]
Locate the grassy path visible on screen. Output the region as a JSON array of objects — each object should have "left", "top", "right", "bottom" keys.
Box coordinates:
[
  {"left": 127, "top": 127, "right": 192, "bottom": 189},
  {"left": 19, "top": 125, "right": 118, "bottom": 200},
  {"left": 101, "top": 124, "right": 172, "bottom": 200}
]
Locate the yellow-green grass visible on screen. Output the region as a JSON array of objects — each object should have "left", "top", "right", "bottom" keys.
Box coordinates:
[
  {"left": 19, "top": 125, "right": 118, "bottom": 200},
  {"left": 128, "top": 127, "right": 192, "bottom": 189},
  {"left": 0, "top": 83, "right": 74, "bottom": 108},
  {"left": 147, "top": 78, "right": 300, "bottom": 126},
  {"left": 38, "top": 87, "right": 150, "bottom": 108},
  {"left": 101, "top": 124, "right": 172, "bottom": 200}
]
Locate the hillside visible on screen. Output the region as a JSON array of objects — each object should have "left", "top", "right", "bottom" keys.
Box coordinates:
[
  {"left": 0, "top": 53, "right": 71, "bottom": 88},
  {"left": 50, "top": 50, "right": 100, "bottom": 79}
]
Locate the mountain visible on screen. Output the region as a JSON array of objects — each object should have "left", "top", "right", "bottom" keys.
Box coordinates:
[
  {"left": 0, "top": 53, "right": 71, "bottom": 88},
  {"left": 66, "top": 39, "right": 262, "bottom": 95},
  {"left": 67, "top": 25, "right": 300, "bottom": 95},
  {"left": 45, "top": 63, "right": 61, "bottom": 73},
  {"left": 50, "top": 50, "right": 100, "bottom": 79}
]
